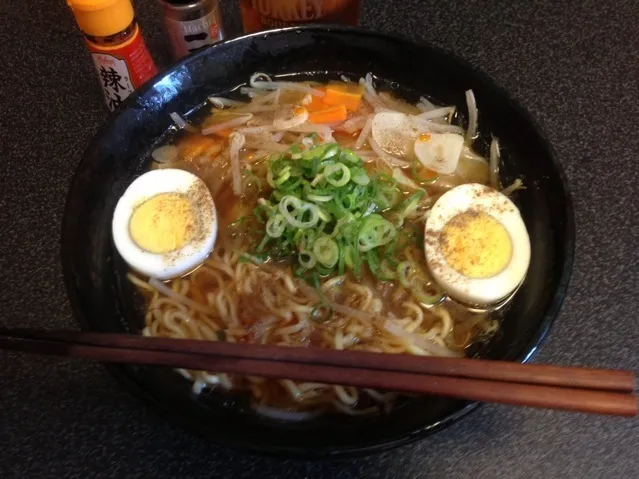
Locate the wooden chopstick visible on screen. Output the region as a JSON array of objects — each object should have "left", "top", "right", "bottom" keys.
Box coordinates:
[
  {"left": 3, "top": 327, "right": 634, "bottom": 392},
  {"left": 0, "top": 328, "right": 636, "bottom": 417}
]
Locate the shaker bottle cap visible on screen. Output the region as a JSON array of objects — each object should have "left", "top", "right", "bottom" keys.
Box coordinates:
[{"left": 67, "top": 0, "right": 134, "bottom": 37}]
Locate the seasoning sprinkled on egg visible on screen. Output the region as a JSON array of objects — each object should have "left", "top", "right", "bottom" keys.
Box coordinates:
[
  {"left": 440, "top": 210, "right": 513, "bottom": 279},
  {"left": 129, "top": 193, "right": 197, "bottom": 254}
]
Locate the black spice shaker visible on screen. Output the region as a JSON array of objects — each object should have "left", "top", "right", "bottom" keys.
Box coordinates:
[{"left": 158, "top": 0, "right": 224, "bottom": 59}]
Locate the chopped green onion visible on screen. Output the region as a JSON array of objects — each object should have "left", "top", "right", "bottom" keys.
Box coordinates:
[
  {"left": 253, "top": 205, "right": 270, "bottom": 223},
  {"left": 265, "top": 214, "right": 286, "bottom": 238},
  {"left": 302, "top": 144, "right": 329, "bottom": 161},
  {"left": 351, "top": 168, "right": 370, "bottom": 185},
  {"left": 343, "top": 243, "right": 361, "bottom": 278},
  {"left": 227, "top": 215, "right": 247, "bottom": 235},
  {"left": 316, "top": 206, "right": 332, "bottom": 222},
  {"left": 414, "top": 288, "right": 444, "bottom": 305},
  {"left": 392, "top": 190, "right": 425, "bottom": 227},
  {"left": 339, "top": 148, "right": 360, "bottom": 165},
  {"left": 306, "top": 193, "right": 333, "bottom": 202},
  {"left": 358, "top": 214, "right": 397, "bottom": 251},
  {"left": 397, "top": 261, "right": 444, "bottom": 304},
  {"left": 336, "top": 192, "right": 357, "bottom": 211},
  {"left": 243, "top": 169, "right": 263, "bottom": 193},
  {"left": 380, "top": 258, "right": 397, "bottom": 280},
  {"left": 266, "top": 168, "right": 276, "bottom": 188},
  {"left": 240, "top": 253, "right": 268, "bottom": 264},
  {"left": 279, "top": 195, "right": 320, "bottom": 229},
  {"left": 248, "top": 139, "right": 421, "bottom": 278},
  {"left": 289, "top": 144, "right": 303, "bottom": 158},
  {"left": 313, "top": 236, "right": 339, "bottom": 268},
  {"left": 310, "top": 272, "right": 321, "bottom": 290},
  {"left": 397, "top": 261, "right": 411, "bottom": 287},
  {"left": 412, "top": 158, "right": 439, "bottom": 184},
  {"left": 324, "top": 163, "right": 351, "bottom": 187},
  {"left": 366, "top": 250, "right": 394, "bottom": 281},
  {"left": 314, "top": 264, "right": 335, "bottom": 276},
  {"left": 298, "top": 250, "right": 317, "bottom": 269},
  {"left": 257, "top": 235, "right": 270, "bottom": 252},
  {"left": 277, "top": 177, "right": 302, "bottom": 193},
  {"left": 395, "top": 190, "right": 425, "bottom": 212},
  {"left": 337, "top": 239, "right": 346, "bottom": 275},
  {"left": 320, "top": 144, "right": 340, "bottom": 160}
]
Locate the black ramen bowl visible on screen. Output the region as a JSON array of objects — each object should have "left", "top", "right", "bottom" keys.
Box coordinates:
[{"left": 61, "top": 26, "right": 574, "bottom": 457}]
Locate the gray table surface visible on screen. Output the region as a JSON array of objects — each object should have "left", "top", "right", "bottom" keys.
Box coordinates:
[{"left": 1, "top": 0, "right": 638, "bottom": 477}]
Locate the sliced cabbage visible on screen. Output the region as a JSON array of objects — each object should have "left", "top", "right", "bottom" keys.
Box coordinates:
[
  {"left": 371, "top": 112, "right": 421, "bottom": 157},
  {"left": 413, "top": 133, "right": 464, "bottom": 175}
]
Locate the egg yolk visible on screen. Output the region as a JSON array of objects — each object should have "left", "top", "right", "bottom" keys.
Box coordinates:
[
  {"left": 440, "top": 211, "right": 512, "bottom": 278},
  {"left": 129, "top": 193, "right": 196, "bottom": 254}
]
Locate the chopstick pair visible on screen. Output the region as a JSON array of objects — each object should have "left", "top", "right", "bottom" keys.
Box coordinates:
[{"left": 0, "top": 328, "right": 636, "bottom": 417}]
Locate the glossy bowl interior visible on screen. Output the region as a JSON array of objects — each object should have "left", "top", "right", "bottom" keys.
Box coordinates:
[{"left": 61, "top": 26, "right": 574, "bottom": 457}]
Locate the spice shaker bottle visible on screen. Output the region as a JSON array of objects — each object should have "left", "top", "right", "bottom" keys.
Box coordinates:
[
  {"left": 238, "top": 0, "right": 360, "bottom": 32},
  {"left": 67, "top": 0, "right": 158, "bottom": 111},
  {"left": 158, "top": 0, "right": 224, "bottom": 59}
]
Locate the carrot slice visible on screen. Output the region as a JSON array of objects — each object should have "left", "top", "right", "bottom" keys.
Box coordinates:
[
  {"left": 179, "top": 135, "right": 222, "bottom": 162},
  {"left": 306, "top": 88, "right": 327, "bottom": 112},
  {"left": 322, "top": 83, "right": 364, "bottom": 111},
  {"left": 308, "top": 104, "right": 348, "bottom": 124}
]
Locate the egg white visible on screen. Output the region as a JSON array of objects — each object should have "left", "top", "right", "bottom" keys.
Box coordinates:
[
  {"left": 424, "top": 183, "right": 530, "bottom": 305},
  {"left": 112, "top": 169, "right": 217, "bottom": 280}
]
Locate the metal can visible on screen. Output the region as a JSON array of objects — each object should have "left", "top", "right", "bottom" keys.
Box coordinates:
[
  {"left": 158, "top": 0, "right": 224, "bottom": 59},
  {"left": 238, "top": 0, "right": 360, "bottom": 32}
]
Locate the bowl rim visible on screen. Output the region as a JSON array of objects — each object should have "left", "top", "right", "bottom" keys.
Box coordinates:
[{"left": 60, "top": 24, "right": 576, "bottom": 457}]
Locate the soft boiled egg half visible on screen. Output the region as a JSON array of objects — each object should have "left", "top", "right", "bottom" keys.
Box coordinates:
[
  {"left": 424, "top": 183, "right": 530, "bottom": 306},
  {"left": 112, "top": 169, "right": 217, "bottom": 280}
]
